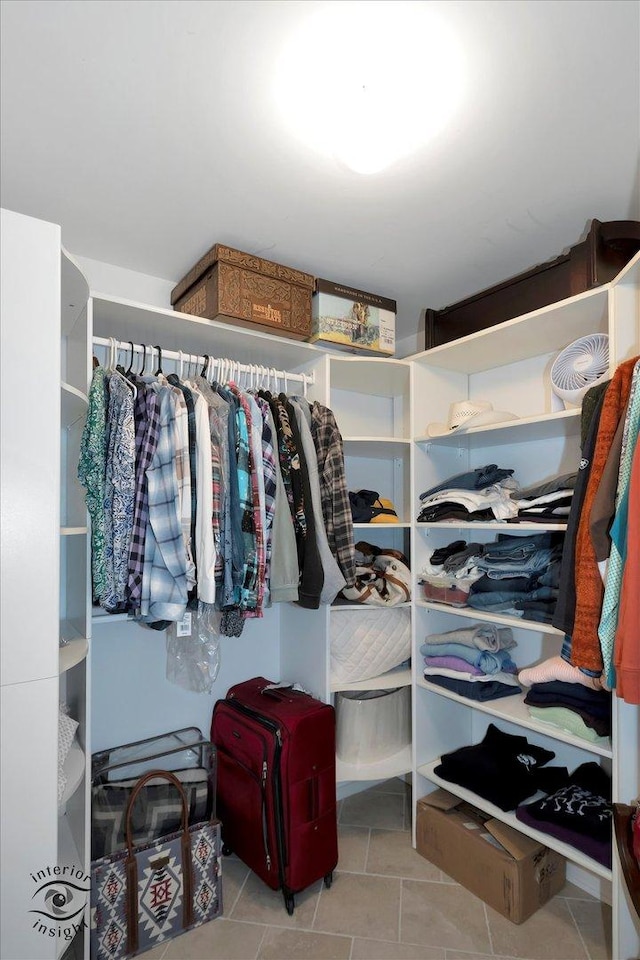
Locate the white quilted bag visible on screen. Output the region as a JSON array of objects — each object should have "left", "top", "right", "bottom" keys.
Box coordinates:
[{"left": 330, "top": 607, "right": 411, "bottom": 685}]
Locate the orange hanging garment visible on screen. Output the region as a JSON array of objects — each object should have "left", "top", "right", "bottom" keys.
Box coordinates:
[{"left": 570, "top": 356, "right": 638, "bottom": 673}]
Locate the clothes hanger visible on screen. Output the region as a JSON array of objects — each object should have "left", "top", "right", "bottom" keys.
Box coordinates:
[
  {"left": 138, "top": 344, "right": 147, "bottom": 376},
  {"left": 177, "top": 350, "right": 185, "bottom": 381},
  {"left": 153, "top": 345, "right": 163, "bottom": 377},
  {"left": 109, "top": 337, "right": 137, "bottom": 398},
  {"left": 200, "top": 355, "right": 210, "bottom": 379},
  {"left": 125, "top": 341, "right": 135, "bottom": 376}
]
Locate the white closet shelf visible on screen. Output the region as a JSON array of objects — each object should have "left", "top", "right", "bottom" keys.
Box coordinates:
[
  {"left": 416, "top": 521, "right": 568, "bottom": 532},
  {"left": 407, "top": 286, "right": 609, "bottom": 374},
  {"left": 417, "top": 678, "right": 612, "bottom": 758},
  {"left": 56, "top": 814, "right": 85, "bottom": 958},
  {"left": 60, "top": 742, "right": 85, "bottom": 806},
  {"left": 60, "top": 526, "right": 88, "bottom": 536},
  {"left": 415, "top": 600, "right": 564, "bottom": 636},
  {"left": 413, "top": 409, "right": 581, "bottom": 446},
  {"left": 329, "top": 356, "right": 411, "bottom": 397},
  {"left": 353, "top": 521, "right": 411, "bottom": 530},
  {"left": 92, "top": 293, "right": 322, "bottom": 373},
  {"left": 343, "top": 437, "right": 411, "bottom": 459},
  {"left": 417, "top": 759, "right": 612, "bottom": 881},
  {"left": 337, "top": 744, "right": 412, "bottom": 783},
  {"left": 61, "top": 248, "right": 90, "bottom": 336},
  {"left": 59, "top": 638, "right": 89, "bottom": 674},
  {"left": 332, "top": 666, "right": 412, "bottom": 693},
  {"left": 92, "top": 607, "right": 133, "bottom": 624},
  {"left": 330, "top": 600, "right": 411, "bottom": 612},
  {"left": 61, "top": 382, "right": 88, "bottom": 428}
]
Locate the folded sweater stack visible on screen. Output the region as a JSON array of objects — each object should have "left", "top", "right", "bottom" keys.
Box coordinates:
[{"left": 422, "top": 623, "right": 521, "bottom": 702}]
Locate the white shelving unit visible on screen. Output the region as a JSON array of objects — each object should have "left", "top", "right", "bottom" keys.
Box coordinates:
[
  {"left": 409, "top": 253, "right": 640, "bottom": 960},
  {"left": 326, "top": 356, "right": 413, "bottom": 784},
  {"left": 3, "top": 208, "right": 637, "bottom": 958}
]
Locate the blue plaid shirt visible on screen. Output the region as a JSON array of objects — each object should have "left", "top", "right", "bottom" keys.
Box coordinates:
[{"left": 140, "top": 385, "right": 188, "bottom": 621}]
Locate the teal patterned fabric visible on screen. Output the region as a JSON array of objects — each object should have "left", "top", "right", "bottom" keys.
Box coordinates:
[
  {"left": 599, "top": 359, "right": 640, "bottom": 686},
  {"left": 78, "top": 366, "right": 108, "bottom": 601}
]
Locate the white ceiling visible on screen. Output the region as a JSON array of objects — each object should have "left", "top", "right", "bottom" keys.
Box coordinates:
[{"left": 1, "top": 0, "right": 639, "bottom": 349}]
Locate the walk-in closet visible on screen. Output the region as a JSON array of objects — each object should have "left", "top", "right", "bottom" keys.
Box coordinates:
[{"left": 1, "top": 3, "right": 639, "bottom": 960}]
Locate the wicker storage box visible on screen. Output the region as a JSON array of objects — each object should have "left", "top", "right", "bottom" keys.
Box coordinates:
[{"left": 171, "top": 243, "right": 315, "bottom": 340}]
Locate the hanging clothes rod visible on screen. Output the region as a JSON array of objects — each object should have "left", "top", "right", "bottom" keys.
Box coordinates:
[{"left": 92, "top": 336, "right": 315, "bottom": 387}]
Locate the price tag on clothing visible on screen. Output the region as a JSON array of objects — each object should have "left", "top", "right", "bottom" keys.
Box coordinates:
[{"left": 176, "top": 612, "right": 193, "bottom": 637}]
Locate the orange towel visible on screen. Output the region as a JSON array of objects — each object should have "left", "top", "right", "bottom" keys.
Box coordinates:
[{"left": 571, "top": 356, "right": 638, "bottom": 673}]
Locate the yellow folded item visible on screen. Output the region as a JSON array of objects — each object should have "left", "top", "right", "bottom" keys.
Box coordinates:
[{"left": 370, "top": 497, "right": 399, "bottom": 523}]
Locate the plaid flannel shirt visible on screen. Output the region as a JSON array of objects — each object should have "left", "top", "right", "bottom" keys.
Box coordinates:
[
  {"left": 140, "top": 385, "right": 188, "bottom": 621},
  {"left": 311, "top": 401, "right": 356, "bottom": 587},
  {"left": 127, "top": 380, "right": 160, "bottom": 609}
]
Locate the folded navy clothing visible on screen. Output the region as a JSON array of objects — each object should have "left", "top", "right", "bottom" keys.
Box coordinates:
[
  {"left": 430, "top": 540, "right": 467, "bottom": 566},
  {"left": 516, "top": 804, "right": 611, "bottom": 868},
  {"left": 417, "top": 504, "right": 494, "bottom": 523},
  {"left": 419, "top": 465, "right": 514, "bottom": 500},
  {"left": 434, "top": 723, "right": 555, "bottom": 811},
  {"left": 524, "top": 681, "right": 611, "bottom": 715},
  {"left": 426, "top": 675, "right": 521, "bottom": 702}
]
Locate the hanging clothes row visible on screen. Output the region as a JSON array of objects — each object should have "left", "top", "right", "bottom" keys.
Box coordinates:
[{"left": 79, "top": 337, "right": 356, "bottom": 636}]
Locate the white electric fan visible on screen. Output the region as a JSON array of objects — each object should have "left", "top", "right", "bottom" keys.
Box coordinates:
[{"left": 550, "top": 334, "right": 610, "bottom": 409}]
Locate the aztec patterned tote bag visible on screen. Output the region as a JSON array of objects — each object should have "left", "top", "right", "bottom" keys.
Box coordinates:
[{"left": 90, "top": 769, "right": 222, "bottom": 960}]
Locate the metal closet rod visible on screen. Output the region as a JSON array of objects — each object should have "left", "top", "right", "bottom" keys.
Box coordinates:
[{"left": 92, "top": 336, "right": 315, "bottom": 386}]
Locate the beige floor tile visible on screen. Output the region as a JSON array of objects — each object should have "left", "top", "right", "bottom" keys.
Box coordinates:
[
  {"left": 487, "top": 897, "right": 589, "bottom": 959},
  {"left": 400, "top": 880, "right": 492, "bottom": 954},
  {"left": 258, "top": 927, "right": 352, "bottom": 959},
  {"left": 162, "top": 917, "right": 266, "bottom": 960},
  {"left": 371, "top": 778, "right": 411, "bottom": 796},
  {"left": 352, "top": 938, "right": 445, "bottom": 958},
  {"left": 567, "top": 899, "right": 612, "bottom": 960},
  {"left": 337, "top": 823, "right": 370, "bottom": 872},
  {"left": 313, "top": 871, "right": 401, "bottom": 940},
  {"left": 367, "top": 828, "right": 442, "bottom": 881},
  {"left": 138, "top": 945, "right": 167, "bottom": 959},
  {"left": 230, "top": 872, "right": 321, "bottom": 928},
  {"left": 558, "top": 882, "right": 598, "bottom": 902},
  {"left": 444, "top": 954, "right": 520, "bottom": 959},
  {"left": 340, "top": 790, "right": 405, "bottom": 830},
  {"left": 222, "top": 856, "right": 251, "bottom": 915}
]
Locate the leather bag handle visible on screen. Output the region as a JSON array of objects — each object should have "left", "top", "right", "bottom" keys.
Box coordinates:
[{"left": 124, "top": 769, "right": 194, "bottom": 953}]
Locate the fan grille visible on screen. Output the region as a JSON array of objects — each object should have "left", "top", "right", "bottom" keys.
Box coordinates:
[{"left": 550, "top": 334, "right": 609, "bottom": 404}]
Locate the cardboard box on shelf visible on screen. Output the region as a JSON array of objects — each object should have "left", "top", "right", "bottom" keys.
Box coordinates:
[
  {"left": 171, "top": 244, "right": 315, "bottom": 340},
  {"left": 416, "top": 789, "right": 566, "bottom": 924},
  {"left": 311, "top": 279, "right": 396, "bottom": 355}
]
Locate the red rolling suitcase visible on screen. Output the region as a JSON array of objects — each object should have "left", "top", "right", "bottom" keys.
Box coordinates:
[{"left": 210, "top": 676, "right": 337, "bottom": 914}]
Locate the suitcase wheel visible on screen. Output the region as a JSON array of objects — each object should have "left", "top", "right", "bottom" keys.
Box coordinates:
[
  {"left": 324, "top": 872, "right": 333, "bottom": 889},
  {"left": 222, "top": 844, "right": 233, "bottom": 857},
  {"left": 284, "top": 892, "right": 295, "bottom": 915}
]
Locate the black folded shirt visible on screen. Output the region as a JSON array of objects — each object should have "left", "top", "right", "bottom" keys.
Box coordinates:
[{"left": 434, "top": 723, "right": 555, "bottom": 811}]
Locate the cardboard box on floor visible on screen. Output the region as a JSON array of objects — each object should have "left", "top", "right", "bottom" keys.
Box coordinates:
[{"left": 416, "top": 789, "right": 566, "bottom": 924}]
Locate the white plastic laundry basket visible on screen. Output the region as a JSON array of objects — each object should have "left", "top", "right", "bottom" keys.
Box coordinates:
[{"left": 335, "top": 687, "right": 411, "bottom": 764}]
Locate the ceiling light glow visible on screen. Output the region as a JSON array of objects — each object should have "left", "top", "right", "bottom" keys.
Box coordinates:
[{"left": 274, "top": 1, "right": 465, "bottom": 174}]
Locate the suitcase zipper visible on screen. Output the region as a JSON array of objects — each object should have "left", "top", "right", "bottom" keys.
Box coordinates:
[{"left": 225, "top": 699, "right": 287, "bottom": 890}]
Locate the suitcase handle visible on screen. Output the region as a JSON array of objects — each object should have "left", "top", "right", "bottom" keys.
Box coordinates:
[{"left": 261, "top": 685, "right": 295, "bottom": 702}]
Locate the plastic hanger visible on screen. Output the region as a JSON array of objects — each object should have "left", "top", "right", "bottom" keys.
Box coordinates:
[
  {"left": 125, "top": 341, "right": 135, "bottom": 376},
  {"left": 153, "top": 345, "right": 163, "bottom": 377}
]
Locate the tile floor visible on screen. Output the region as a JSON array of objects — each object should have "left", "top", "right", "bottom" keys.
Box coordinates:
[{"left": 143, "top": 779, "right": 611, "bottom": 960}]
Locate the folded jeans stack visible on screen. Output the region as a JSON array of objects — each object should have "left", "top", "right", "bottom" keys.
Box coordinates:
[{"left": 466, "top": 532, "right": 564, "bottom": 623}]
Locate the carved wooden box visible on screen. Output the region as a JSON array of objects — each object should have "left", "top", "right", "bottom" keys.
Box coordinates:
[{"left": 171, "top": 244, "right": 314, "bottom": 340}]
